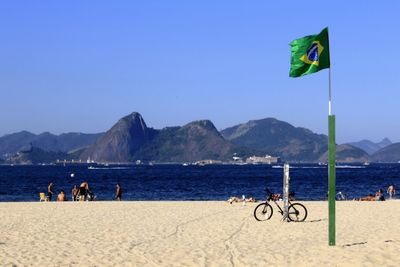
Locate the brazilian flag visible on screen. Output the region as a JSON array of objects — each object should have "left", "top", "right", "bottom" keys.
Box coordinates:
[{"left": 289, "top": 27, "right": 330, "bottom": 78}]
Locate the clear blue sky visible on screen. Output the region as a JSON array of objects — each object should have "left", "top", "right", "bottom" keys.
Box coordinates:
[{"left": 1, "top": 1, "right": 399, "bottom": 143}]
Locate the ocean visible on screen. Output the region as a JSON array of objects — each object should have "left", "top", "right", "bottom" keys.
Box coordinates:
[{"left": 0, "top": 163, "right": 399, "bottom": 202}]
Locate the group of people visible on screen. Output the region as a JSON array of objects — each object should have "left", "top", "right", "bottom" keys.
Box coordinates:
[
  {"left": 227, "top": 195, "right": 256, "bottom": 204},
  {"left": 46, "top": 182, "right": 122, "bottom": 201},
  {"left": 355, "top": 184, "right": 396, "bottom": 201}
]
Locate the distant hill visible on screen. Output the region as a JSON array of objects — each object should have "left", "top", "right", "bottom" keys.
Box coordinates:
[
  {"left": 32, "top": 132, "right": 104, "bottom": 153},
  {"left": 348, "top": 138, "right": 392, "bottom": 155},
  {"left": 0, "top": 131, "right": 36, "bottom": 158},
  {"left": 7, "top": 146, "right": 79, "bottom": 165},
  {"left": 318, "top": 144, "right": 370, "bottom": 163},
  {"left": 221, "top": 118, "right": 328, "bottom": 162},
  {"left": 0, "top": 131, "right": 102, "bottom": 158},
  {"left": 371, "top": 143, "right": 400, "bottom": 162},
  {"left": 80, "top": 113, "right": 256, "bottom": 163}
]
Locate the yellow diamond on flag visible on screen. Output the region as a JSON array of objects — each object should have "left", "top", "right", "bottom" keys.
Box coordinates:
[{"left": 300, "top": 41, "right": 324, "bottom": 66}]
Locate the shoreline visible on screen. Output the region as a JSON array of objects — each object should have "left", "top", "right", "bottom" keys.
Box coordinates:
[{"left": 0, "top": 197, "right": 400, "bottom": 205}]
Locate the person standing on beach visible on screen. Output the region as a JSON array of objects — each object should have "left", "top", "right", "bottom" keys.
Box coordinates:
[
  {"left": 47, "top": 182, "right": 54, "bottom": 201},
  {"left": 115, "top": 183, "right": 122, "bottom": 201},
  {"left": 71, "top": 185, "right": 78, "bottom": 201},
  {"left": 387, "top": 184, "right": 396, "bottom": 199},
  {"left": 79, "top": 182, "right": 88, "bottom": 201}
]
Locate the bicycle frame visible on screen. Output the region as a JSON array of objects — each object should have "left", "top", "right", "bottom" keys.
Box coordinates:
[
  {"left": 265, "top": 188, "right": 292, "bottom": 218},
  {"left": 268, "top": 199, "right": 292, "bottom": 216}
]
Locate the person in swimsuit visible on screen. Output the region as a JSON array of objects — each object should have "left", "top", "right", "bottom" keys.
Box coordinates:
[
  {"left": 71, "top": 185, "right": 78, "bottom": 201},
  {"left": 375, "top": 189, "right": 385, "bottom": 201},
  {"left": 47, "top": 182, "right": 54, "bottom": 201},
  {"left": 355, "top": 194, "right": 375, "bottom": 201},
  {"left": 115, "top": 183, "right": 122, "bottom": 201},
  {"left": 387, "top": 184, "right": 396, "bottom": 199},
  {"left": 79, "top": 182, "right": 88, "bottom": 201},
  {"left": 57, "top": 190, "right": 67, "bottom": 201}
]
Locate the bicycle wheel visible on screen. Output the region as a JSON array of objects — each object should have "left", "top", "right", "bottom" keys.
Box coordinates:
[
  {"left": 287, "top": 203, "right": 307, "bottom": 222},
  {"left": 254, "top": 203, "right": 273, "bottom": 221}
]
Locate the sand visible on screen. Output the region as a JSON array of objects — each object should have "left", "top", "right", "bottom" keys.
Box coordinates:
[{"left": 1, "top": 200, "right": 399, "bottom": 266}]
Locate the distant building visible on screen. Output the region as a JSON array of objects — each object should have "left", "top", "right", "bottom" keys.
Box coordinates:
[
  {"left": 195, "top": 159, "right": 223, "bottom": 165},
  {"left": 246, "top": 155, "right": 279, "bottom": 164}
]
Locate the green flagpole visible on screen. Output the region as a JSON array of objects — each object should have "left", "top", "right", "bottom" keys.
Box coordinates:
[{"left": 328, "top": 67, "right": 336, "bottom": 246}]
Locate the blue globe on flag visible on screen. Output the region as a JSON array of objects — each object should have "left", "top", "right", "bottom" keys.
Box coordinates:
[{"left": 306, "top": 43, "right": 319, "bottom": 62}]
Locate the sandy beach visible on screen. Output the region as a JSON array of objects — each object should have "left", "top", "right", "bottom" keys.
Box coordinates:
[{"left": 1, "top": 200, "right": 399, "bottom": 266}]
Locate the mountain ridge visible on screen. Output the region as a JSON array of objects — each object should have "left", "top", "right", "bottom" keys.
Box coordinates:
[
  {"left": 2, "top": 113, "right": 400, "bottom": 163},
  {"left": 221, "top": 118, "right": 328, "bottom": 162},
  {"left": 0, "top": 131, "right": 103, "bottom": 159},
  {"left": 371, "top": 142, "right": 400, "bottom": 162},
  {"left": 347, "top": 138, "right": 392, "bottom": 155}
]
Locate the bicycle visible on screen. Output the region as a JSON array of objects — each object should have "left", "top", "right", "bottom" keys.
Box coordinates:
[{"left": 254, "top": 188, "right": 307, "bottom": 222}]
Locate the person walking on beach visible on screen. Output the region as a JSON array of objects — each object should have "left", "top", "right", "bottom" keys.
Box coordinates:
[
  {"left": 115, "top": 183, "right": 122, "bottom": 201},
  {"left": 47, "top": 182, "right": 54, "bottom": 201},
  {"left": 387, "top": 184, "right": 396, "bottom": 199},
  {"left": 71, "top": 185, "right": 78, "bottom": 201}
]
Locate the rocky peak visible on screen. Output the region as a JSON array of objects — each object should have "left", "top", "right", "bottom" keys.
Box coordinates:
[
  {"left": 79, "top": 112, "right": 157, "bottom": 162},
  {"left": 378, "top": 137, "right": 392, "bottom": 148},
  {"left": 112, "top": 112, "right": 149, "bottom": 137},
  {"left": 184, "top": 120, "right": 217, "bottom": 130}
]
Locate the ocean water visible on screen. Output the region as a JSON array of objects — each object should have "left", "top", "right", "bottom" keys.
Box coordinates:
[{"left": 0, "top": 164, "right": 399, "bottom": 202}]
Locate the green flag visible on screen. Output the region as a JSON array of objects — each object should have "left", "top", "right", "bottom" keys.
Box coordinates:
[{"left": 289, "top": 27, "right": 330, "bottom": 78}]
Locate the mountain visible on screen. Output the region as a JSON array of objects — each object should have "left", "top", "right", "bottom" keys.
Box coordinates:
[
  {"left": 318, "top": 144, "right": 370, "bottom": 163},
  {"left": 136, "top": 120, "right": 254, "bottom": 162},
  {"left": 348, "top": 138, "right": 392, "bottom": 155},
  {"left": 79, "top": 112, "right": 157, "bottom": 162},
  {"left": 32, "top": 132, "right": 104, "bottom": 153},
  {"left": 0, "top": 131, "right": 102, "bottom": 158},
  {"left": 0, "top": 131, "right": 36, "bottom": 158},
  {"left": 221, "top": 118, "right": 328, "bottom": 162},
  {"left": 7, "top": 146, "right": 78, "bottom": 165},
  {"left": 371, "top": 143, "right": 400, "bottom": 162}
]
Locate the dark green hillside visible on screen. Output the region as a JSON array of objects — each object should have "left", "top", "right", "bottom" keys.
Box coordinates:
[
  {"left": 372, "top": 143, "right": 400, "bottom": 162},
  {"left": 136, "top": 120, "right": 254, "bottom": 162},
  {"left": 318, "top": 144, "right": 370, "bottom": 163},
  {"left": 221, "top": 118, "right": 328, "bottom": 162}
]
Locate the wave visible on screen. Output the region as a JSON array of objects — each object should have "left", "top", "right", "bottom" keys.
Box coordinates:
[
  {"left": 336, "top": 165, "right": 366, "bottom": 169},
  {"left": 272, "top": 165, "right": 365, "bottom": 169},
  {"left": 88, "top": 167, "right": 131, "bottom": 170},
  {"left": 272, "top": 165, "right": 325, "bottom": 169}
]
